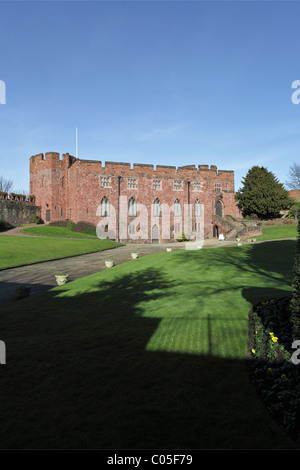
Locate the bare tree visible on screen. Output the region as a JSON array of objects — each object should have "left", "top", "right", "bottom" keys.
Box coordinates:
[
  {"left": 286, "top": 162, "right": 300, "bottom": 190},
  {"left": 14, "top": 188, "right": 29, "bottom": 196},
  {"left": 0, "top": 176, "right": 13, "bottom": 193}
]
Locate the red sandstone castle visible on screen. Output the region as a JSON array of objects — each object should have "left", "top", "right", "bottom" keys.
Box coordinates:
[{"left": 29, "top": 152, "right": 241, "bottom": 242}]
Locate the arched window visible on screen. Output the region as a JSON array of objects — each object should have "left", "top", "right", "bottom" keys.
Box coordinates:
[
  {"left": 101, "top": 196, "right": 110, "bottom": 217},
  {"left": 128, "top": 197, "right": 137, "bottom": 217},
  {"left": 194, "top": 200, "right": 201, "bottom": 217},
  {"left": 153, "top": 198, "right": 161, "bottom": 217},
  {"left": 216, "top": 200, "right": 222, "bottom": 218},
  {"left": 174, "top": 198, "right": 181, "bottom": 217}
]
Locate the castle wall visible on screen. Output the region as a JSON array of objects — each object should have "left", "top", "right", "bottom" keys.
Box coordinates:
[
  {"left": 29, "top": 152, "right": 239, "bottom": 241},
  {"left": 0, "top": 199, "right": 40, "bottom": 226}
]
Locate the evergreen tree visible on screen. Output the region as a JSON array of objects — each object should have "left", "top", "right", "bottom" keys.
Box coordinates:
[
  {"left": 290, "top": 216, "right": 300, "bottom": 340},
  {"left": 235, "top": 166, "right": 292, "bottom": 219}
]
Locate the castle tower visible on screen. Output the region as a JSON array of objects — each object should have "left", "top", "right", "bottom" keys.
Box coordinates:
[{"left": 29, "top": 152, "right": 75, "bottom": 223}]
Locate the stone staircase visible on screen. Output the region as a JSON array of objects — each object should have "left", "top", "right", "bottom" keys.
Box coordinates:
[{"left": 212, "top": 214, "right": 262, "bottom": 240}]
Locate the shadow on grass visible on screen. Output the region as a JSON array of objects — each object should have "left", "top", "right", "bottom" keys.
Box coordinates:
[
  {"left": 183, "top": 240, "right": 296, "bottom": 284},
  {"left": 0, "top": 247, "right": 298, "bottom": 449}
]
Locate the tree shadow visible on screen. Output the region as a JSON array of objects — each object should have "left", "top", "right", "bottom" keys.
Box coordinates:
[
  {"left": 182, "top": 240, "right": 296, "bottom": 285},
  {"left": 0, "top": 280, "right": 54, "bottom": 306},
  {"left": 0, "top": 254, "right": 298, "bottom": 450}
]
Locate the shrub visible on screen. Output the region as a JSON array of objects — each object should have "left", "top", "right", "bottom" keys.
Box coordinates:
[
  {"left": 248, "top": 296, "right": 300, "bottom": 439},
  {"left": 32, "top": 214, "right": 43, "bottom": 225},
  {"left": 74, "top": 221, "right": 97, "bottom": 236},
  {"left": 290, "top": 217, "right": 300, "bottom": 340},
  {"left": 288, "top": 202, "right": 300, "bottom": 219},
  {"left": 176, "top": 233, "right": 190, "bottom": 242},
  {"left": 0, "top": 217, "right": 13, "bottom": 232},
  {"left": 48, "top": 220, "right": 69, "bottom": 227}
]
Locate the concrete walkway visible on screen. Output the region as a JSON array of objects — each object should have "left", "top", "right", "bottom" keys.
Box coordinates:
[{"left": 0, "top": 232, "right": 251, "bottom": 308}]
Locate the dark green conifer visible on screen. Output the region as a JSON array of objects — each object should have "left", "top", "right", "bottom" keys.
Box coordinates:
[{"left": 235, "top": 166, "right": 292, "bottom": 219}]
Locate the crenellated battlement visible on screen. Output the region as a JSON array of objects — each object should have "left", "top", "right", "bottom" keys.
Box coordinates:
[
  {"left": 75, "top": 157, "right": 231, "bottom": 179},
  {"left": 30, "top": 152, "right": 76, "bottom": 169},
  {"left": 0, "top": 192, "right": 35, "bottom": 204},
  {"left": 29, "top": 153, "right": 233, "bottom": 180}
]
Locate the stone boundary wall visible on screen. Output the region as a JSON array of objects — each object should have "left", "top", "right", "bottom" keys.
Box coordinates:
[{"left": 0, "top": 199, "right": 41, "bottom": 226}]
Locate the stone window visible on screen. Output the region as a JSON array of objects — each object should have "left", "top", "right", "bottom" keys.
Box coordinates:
[
  {"left": 194, "top": 200, "right": 201, "bottom": 217},
  {"left": 100, "top": 176, "right": 111, "bottom": 188},
  {"left": 215, "top": 182, "right": 221, "bottom": 193},
  {"left": 128, "top": 178, "right": 137, "bottom": 189},
  {"left": 62, "top": 177, "right": 65, "bottom": 188},
  {"left": 193, "top": 181, "right": 202, "bottom": 192},
  {"left": 101, "top": 196, "right": 110, "bottom": 217},
  {"left": 174, "top": 222, "right": 181, "bottom": 234},
  {"left": 42, "top": 175, "right": 45, "bottom": 187},
  {"left": 153, "top": 179, "right": 161, "bottom": 190},
  {"left": 174, "top": 179, "right": 182, "bottom": 191},
  {"left": 128, "top": 197, "right": 137, "bottom": 217},
  {"left": 153, "top": 198, "right": 161, "bottom": 217},
  {"left": 174, "top": 198, "right": 182, "bottom": 217}
]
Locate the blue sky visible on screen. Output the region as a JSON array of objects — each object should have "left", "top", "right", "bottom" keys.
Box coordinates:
[{"left": 1, "top": 0, "right": 300, "bottom": 193}]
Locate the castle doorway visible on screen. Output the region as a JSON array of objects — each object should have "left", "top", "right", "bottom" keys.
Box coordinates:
[
  {"left": 46, "top": 210, "right": 51, "bottom": 222},
  {"left": 151, "top": 224, "right": 159, "bottom": 244},
  {"left": 216, "top": 200, "right": 223, "bottom": 218},
  {"left": 213, "top": 224, "right": 219, "bottom": 238}
]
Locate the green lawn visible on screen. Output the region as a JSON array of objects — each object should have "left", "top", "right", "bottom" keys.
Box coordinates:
[
  {"left": 0, "top": 240, "right": 298, "bottom": 449},
  {"left": 20, "top": 225, "right": 98, "bottom": 238},
  {"left": 0, "top": 235, "right": 121, "bottom": 269},
  {"left": 255, "top": 223, "right": 297, "bottom": 241}
]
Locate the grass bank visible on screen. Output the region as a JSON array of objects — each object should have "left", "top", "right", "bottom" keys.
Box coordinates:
[
  {"left": 0, "top": 235, "right": 122, "bottom": 269},
  {"left": 255, "top": 222, "right": 297, "bottom": 241},
  {"left": 19, "top": 225, "right": 98, "bottom": 239},
  {"left": 0, "top": 240, "right": 298, "bottom": 449}
]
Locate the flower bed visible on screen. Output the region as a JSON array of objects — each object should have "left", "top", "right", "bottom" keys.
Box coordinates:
[{"left": 247, "top": 295, "right": 300, "bottom": 440}]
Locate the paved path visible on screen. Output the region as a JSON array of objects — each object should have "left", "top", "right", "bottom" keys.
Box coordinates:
[{"left": 0, "top": 230, "right": 244, "bottom": 307}]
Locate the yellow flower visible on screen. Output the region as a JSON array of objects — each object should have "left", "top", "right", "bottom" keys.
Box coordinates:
[
  {"left": 251, "top": 348, "right": 255, "bottom": 354},
  {"left": 271, "top": 336, "right": 278, "bottom": 342}
]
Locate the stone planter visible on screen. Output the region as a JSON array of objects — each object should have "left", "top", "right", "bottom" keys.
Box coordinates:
[
  {"left": 131, "top": 252, "right": 139, "bottom": 259},
  {"left": 55, "top": 273, "right": 69, "bottom": 286},
  {"left": 15, "top": 285, "right": 31, "bottom": 300},
  {"left": 105, "top": 260, "right": 114, "bottom": 268}
]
